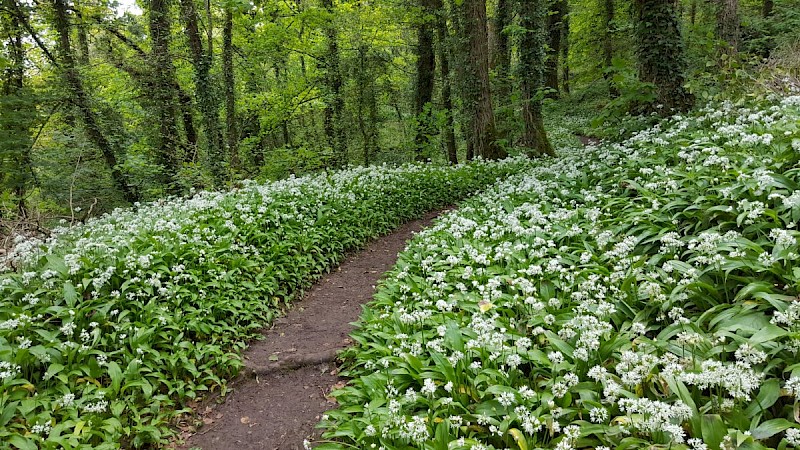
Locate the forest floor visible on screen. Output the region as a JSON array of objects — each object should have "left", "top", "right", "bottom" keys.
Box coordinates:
[{"left": 178, "top": 209, "right": 445, "bottom": 450}]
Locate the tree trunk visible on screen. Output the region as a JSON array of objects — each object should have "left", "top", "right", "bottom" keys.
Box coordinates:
[
  {"left": 74, "top": 0, "right": 90, "bottom": 65},
  {"left": 717, "top": 0, "right": 739, "bottom": 55},
  {"left": 602, "top": 0, "right": 619, "bottom": 97},
  {"left": 149, "top": 0, "right": 182, "bottom": 187},
  {"left": 463, "top": 0, "right": 505, "bottom": 160},
  {"left": 493, "top": 0, "right": 511, "bottom": 108},
  {"left": 180, "top": 0, "right": 224, "bottom": 183},
  {"left": 544, "top": 0, "right": 565, "bottom": 97},
  {"left": 690, "top": 0, "right": 697, "bottom": 25},
  {"left": 561, "top": 7, "right": 570, "bottom": 94},
  {"left": 433, "top": 0, "right": 457, "bottom": 164},
  {"left": 52, "top": 0, "right": 138, "bottom": 203},
  {"left": 414, "top": 0, "right": 436, "bottom": 159},
  {"left": 1, "top": 0, "right": 35, "bottom": 215},
  {"left": 517, "top": 0, "right": 554, "bottom": 157},
  {"left": 321, "top": 0, "right": 346, "bottom": 167},
  {"left": 223, "top": 7, "right": 238, "bottom": 171},
  {"left": 635, "top": 0, "right": 693, "bottom": 113},
  {"left": 763, "top": 0, "right": 773, "bottom": 18}
]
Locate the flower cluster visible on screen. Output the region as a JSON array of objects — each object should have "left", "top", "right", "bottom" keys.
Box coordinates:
[
  {"left": 0, "top": 159, "right": 529, "bottom": 447},
  {"left": 322, "top": 96, "right": 800, "bottom": 449}
]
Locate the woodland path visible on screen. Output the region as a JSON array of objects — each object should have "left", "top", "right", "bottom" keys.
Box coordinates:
[{"left": 181, "top": 210, "right": 445, "bottom": 450}]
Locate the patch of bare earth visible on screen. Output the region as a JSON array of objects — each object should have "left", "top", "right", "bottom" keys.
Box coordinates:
[{"left": 179, "top": 210, "right": 445, "bottom": 450}]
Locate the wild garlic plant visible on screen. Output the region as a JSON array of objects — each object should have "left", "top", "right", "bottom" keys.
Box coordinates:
[
  {"left": 322, "top": 96, "right": 800, "bottom": 450},
  {"left": 0, "top": 159, "right": 530, "bottom": 448}
]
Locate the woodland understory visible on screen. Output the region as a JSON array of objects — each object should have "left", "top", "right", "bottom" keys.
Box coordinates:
[{"left": 2, "top": 0, "right": 800, "bottom": 448}]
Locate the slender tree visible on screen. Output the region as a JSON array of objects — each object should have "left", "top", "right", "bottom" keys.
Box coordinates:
[
  {"left": 433, "top": 0, "right": 457, "bottom": 164},
  {"left": 517, "top": 0, "right": 555, "bottom": 157},
  {"left": 544, "top": 0, "right": 566, "bottom": 97},
  {"left": 414, "top": 0, "right": 436, "bottom": 159},
  {"left": 493, "top": 0, "right": 511, "bottom": 108},
  {"left": 223, "top": 5, "right": 238, "bottom": 171},
  {"left": 462, "top": 0, "right": 505, "bottom": 160},
  {"left": 717, "top": 0, "right": 740, "bottom": 55},
  {"left": 180, "top": 0, "right": 224, "bottom": 183},
  {"left": 321, "top": 0, "right": 346, "bottom": 167},
  {"left": 147, "top": 0, "right": 183, "bottom": 187},
  {"left": 561, "top": 6, "right": 570, "bottom": 94},
  {"left": 634, "top": 0, "right": 693, "bottom": 112},
  {"left": 602, "top": 0, "right": 619, "bottom": 96},
  {"left": 1, "top": 0, "right": 36, "bottom": 215}
]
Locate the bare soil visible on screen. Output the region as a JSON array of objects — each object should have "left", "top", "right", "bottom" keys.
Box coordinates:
[{"left": 181, "top": 210, "right": 444, "bottom": 450}]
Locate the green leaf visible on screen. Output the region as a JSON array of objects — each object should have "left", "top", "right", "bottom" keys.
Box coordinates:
[
  {"left": 702, "top": 414, "right": 728, "bottom": 450},
  {"left": 752, "top": 419, "right": 794, "bottom": 440},
  {"left": 745, "top": 379, "right": 781, "bottom": 418}
]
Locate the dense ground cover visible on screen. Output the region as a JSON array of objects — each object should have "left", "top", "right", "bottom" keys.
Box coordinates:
[
  {"left": 322, "top": 96, "right": 800, "bottom": 449},
  {"left": 0, "top": 159, "right": 531, "bottom": 449}
]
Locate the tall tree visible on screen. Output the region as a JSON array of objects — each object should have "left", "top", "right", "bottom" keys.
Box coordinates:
[
  {"left": 0, "top": 0, "right": 36, "bottom": 215},
  {"left": 462, "top": 0, "right": 505, "bottom": 160},
  {"left": 601, "top": 0, "right": 618, "bottom": 96},
  {"left": 561, "top": 6, "right": 570, "bottom": 94},
  {"left": 517, "top": 0, "right": 555, "bottom": 157},
  {"left": 147, "top": 0, "right": 183, "bottom": 187},
  {"left": 717, "top": 0, "right": 739, "bottom": 54},
  {"left": 544, "top": 0, "right": 566, "bottom": 97},
  {"left": 433, "top": 0, "right": 457, "bottom": 164},
  {"left": 180, "top": 0, "right": 224, "bottom": 183},
  {"left": 634, "top": 0, "right": 693, "bottom": 112},
  {"left": 321, "top": 0, "right": 346, "bottom": 167},
  {"left": 51, "top": 0, "right": 138, "bottom": 203},
  {"left": 493, "top": 0, "right": 511, "bottom": 108},
  {"left": 223, "top": 5, "right": 238, "bottom": 171},
  {"left": 413, "top": 0, "right": 436, "bottom": 159}
]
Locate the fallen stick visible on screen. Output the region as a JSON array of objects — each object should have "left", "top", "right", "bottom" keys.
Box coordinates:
[{"left": 246, "top": 349, "right": 339, "bottom": 375}]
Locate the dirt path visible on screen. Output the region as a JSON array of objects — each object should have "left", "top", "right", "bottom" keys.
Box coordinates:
[{"left": 182, "top": 210, "right": 444, "bottom": 450}]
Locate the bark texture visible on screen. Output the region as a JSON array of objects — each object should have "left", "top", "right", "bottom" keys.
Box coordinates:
[
  {"left": 518, "top": 0, "right": 554, "bottom": 157},
  {"left": 148, "top": 0, "right": 182, "bottom": 185},
  {"left": 634, "top": 0, "right": 693, "bottom": 113},
  {"left": 414, "top": 0, "right": 436, "bottom": 159},
  {"left": 717, "top": 0, "right": 740, "bottom": 54},
  {"left": 224, "top": 7, "right": 238, "bottom": 171},
  {"left": 463, "top": 0, "right": 505, "bottom": 160},
  {"left": 322, "top": 0, "right": 346, "bottom": 167},
  {"left": 433, "top": 0, "right": 457, "bottom": 164}
]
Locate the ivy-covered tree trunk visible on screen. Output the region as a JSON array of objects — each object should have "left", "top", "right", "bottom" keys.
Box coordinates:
[
  {"left": 74, "top": 0, "right": 90, "bottom": 65},
  {"left": 52, "top": 0, "right": 138, "bottom": 203},
  {"left": 602, "top": 0, "right": 619, "bottom": 97},
  {"left": 433, "top": 0, "right": 457, "bottom": 164},
  {"left": 634, "top": 0, "right": 693, "bottom": 113},
  {"left": 545, "top": 0, "right": 566, "bottom": 97},
  {"left": 148, "top": 0, "right": 182, "bottom": 187},
  {"left": 322, "top": 0, "right": 346, "bottom": 167},
  {"left": 1, "top": 0, "right": 35, "bottom": 216},
  {"left": 450, "top": 0, "right": 473, "bottom": 161},
  {"left": 493, "top": 0, "right": 511, "bottom": 109},
  {"left": 463, "top": 0, "right": 505, "bottom": 160},
  {"left": 223, "top": 7, "right": 238, "bottom": 171},
  {"left": 180, "top": 0, "right": 224, "bottom": 183},
  {"left": 414, "top": 0, "right": 436, "bottom": 160},
  {"left": 561, "top": 8, "right": 570, "bottom": 94},
  {"left": 517, "top": 0, "right": 554, "bottom": 157},
  {"left": 717, "top": 0, "right": 739, "bottom": 55},
  {"left": 356, "top": 44, "right": 379, "bottom": 165}
]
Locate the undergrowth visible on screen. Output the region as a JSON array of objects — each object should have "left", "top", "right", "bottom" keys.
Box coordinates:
[{"left": 321, "top": 95, "right": 800, "bottom": 450}]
